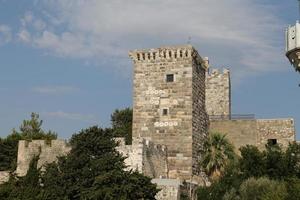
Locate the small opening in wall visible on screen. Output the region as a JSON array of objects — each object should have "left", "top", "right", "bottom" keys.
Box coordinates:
[
  {"left": 169, "top": 51, "right": 172, "bottom": 58},
  {"left": 148, "top": 53, "right": 151, "bottom": 59},
  {"left": 166, "top": 74, "right": 174, "bottom": 82},
  {"left": 185, "top": 50, "right": 188, "bottom": 57},
  {"left": 142, "top": 53, "right": 145, "bottom": 60},
  {"left": 268, "top": 139, "right": 277, "bottom": 146},
  {"left": 137, "top": 54, "right": 140, "bottom": 60},
  {"left": 153, "top": 52, "right": 156, "bottom": 59},
  {"left": 162, "top": 109, "right": 168, "bottom": 116},
  {"left": 180, "top": 50, "right": 183, "bottom": 57},
  {"left": 174, "top": 52, "right": 177, "bottom": 58},
  {"left": 163, "top": 51, "right": 166, "bottom": 58}
]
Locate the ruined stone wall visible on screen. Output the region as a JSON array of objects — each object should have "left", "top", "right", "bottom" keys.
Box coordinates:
[
  {"left": 256, "top": 119, "right": 295, "bottom": 150},
  {"left": 0, "top": 171, "right": 9, "bottom": 184},
  {"left": 209, "top": 118, "right": 296, "bottom": 152},
  {"left": 130, "top": 45, "right": 208, "bottom": 180},
  {"left": 205, "top": 69, "right": 231, "bottom": 117},
  {"left": 16, "top": 140, "right": 71, "bottom": 176},
  {"left": 152, "top": 179, "right": 181, "bottom": 200},
  {"left": 116, "top": 137, "right": 168, "bottom": 178}
]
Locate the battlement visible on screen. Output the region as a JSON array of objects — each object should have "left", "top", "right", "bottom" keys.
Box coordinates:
[
  {"left": 16, "top": 140, "right": 71, "bottom": 176},
  {"left": 129, "top": 45, "right": 208, "bottom": 70},
  {"left": 206, "top": 68, "right": 230, "bottom": 77}
]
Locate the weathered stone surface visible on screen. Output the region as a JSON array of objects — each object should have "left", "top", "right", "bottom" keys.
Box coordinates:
[
  {"left": 209, "top": 119, "right": 257, "bottom": 152},
  {"left": 205, "top": 68, "right": 231, "bottom": 117},
  {"left": 152, "top": 179, "right": 181, "bottom": 200},
  {"left": 209, "top": 118, "right": 296, "bottom": 152},
  {"left": 116, "top": 137, "right": 168, "bottom": 178},
  {"left": 16, "top": 140, "right": 71, "bottom": 176},
  {"left": 0, "top": 171, "right": 9, "bottom": 184},
  {"left": 256, "top": 119, "right": 295, "bottom": 150},
  {"left": 130, "top": 45, "right": 209, "bottom": 180}
]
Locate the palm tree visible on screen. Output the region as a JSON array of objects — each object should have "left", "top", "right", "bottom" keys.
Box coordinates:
[{"left": 200, "top": 132, "right": 235, "bottom": 180}]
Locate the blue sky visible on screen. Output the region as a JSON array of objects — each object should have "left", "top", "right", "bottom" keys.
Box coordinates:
[{"left": 0, "top": 0, "right": 299, "bottom": 139}]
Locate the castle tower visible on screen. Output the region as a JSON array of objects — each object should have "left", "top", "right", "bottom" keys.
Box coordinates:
[
  {"left": 129, "top": 45, "right": 208, "bottom": 180},
  {"left": 205, "top": 68, "right": 231, "bottom": 119}
]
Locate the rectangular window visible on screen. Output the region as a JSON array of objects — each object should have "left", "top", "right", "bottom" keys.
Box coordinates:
[
  {"left": 162, "top": 108, "right": 168, "bottom": 116},
  {"left": 166, "top": 74, "right": 174, "bottom": 82},
  {"left": 268, "top": 139, "right": 277, "bottom": 145}
]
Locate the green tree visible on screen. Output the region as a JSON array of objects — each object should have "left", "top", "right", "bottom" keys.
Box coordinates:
[
  {"left": 239, "top": 145, "right": 266, "bottom": 179},
  {"left": 285, "top": 177, "right": 300, "bottom": 200},
  {"left": 264, "top": 144, "right": 286, "bottom": 179},
  {"left": 111, "top": 108, "right": 132, "bottom": 144},
  {"left": 41, "top": 126, "right": 158, "bottom": 200},
  {"left": 200, "top": 132, "right": 235, "bottom": 180},
  {"left": 239, "top": 177, "right": 287, "bottom": 200},
  {"left": 0, "top": 113, "right": 56, "bottom": 171},
  {"left": 0, "top": 156, "right": 43, "bottom": 200}
]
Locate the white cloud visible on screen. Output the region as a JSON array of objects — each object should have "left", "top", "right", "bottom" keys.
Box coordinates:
[
  {"left": 18, "top": 0, "right": 288, "bottom": 81},
  {"left": 32, "top": 86, "right": 78, "bottom": 95},
  {"left": 0, "top": 25, "right": 12, "bottom": 45},
  {"left": 43, "top": 111, "right": 96, "bottom": 122},
  {"left": 18, "top": 29, "right": 31, "bottom": 43}
]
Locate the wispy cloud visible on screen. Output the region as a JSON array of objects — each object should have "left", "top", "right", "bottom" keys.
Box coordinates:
[
  {"left": 32, "top": 86, "right": 79, "bottom": 95},
  {"left": 0, "top": 24, "right": 12, "bottom": 45},
  {"left": 15, "top": 0, "right": 288, "bottom": 82},
  {"left": 43, "top": 111, "right": 96, "bottom": 122}
]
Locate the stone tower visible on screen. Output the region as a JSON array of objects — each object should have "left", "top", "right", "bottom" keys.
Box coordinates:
[
  {"left": 205, "top": 68, "right": 231, "bottom": 118},
  {"left": 129, "top": 45, "right": 208, "bottom": 180}
]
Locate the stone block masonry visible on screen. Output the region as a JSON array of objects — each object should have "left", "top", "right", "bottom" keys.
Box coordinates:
[
  {"left": 256, "top": 119, "right": 295, "bottom": 150},
  {"left": 116, "top": 137, "right": 168, "bottom": 178},
  {"left": 130, "top": 45, "right": 209, "bottom": 180},
  {"left": 205, "top": 68, "right": 231, "bottom": 117},
  {"left": 0, "top": 171, "right": 9, "bottom": 184},
  {"left": 16, "top": 140, "right": 71, "bottom": 176},
  {"left": 209, "top": 118, "right": 296, "bottom": 152}
]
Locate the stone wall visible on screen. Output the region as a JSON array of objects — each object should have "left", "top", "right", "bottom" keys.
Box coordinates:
[
  {"left": 152, "top": 179, "right": 181, "bottom": 200},
  {"left": 209, "top": 118, "right": 296, "bottom": 152},
  {"left": 0, "top": 171, "right": 9, "bottom": 184},
  {"left": 192, "top": 53, "right": 209, "bottom": 175},
  {"left": 209, "top": 119, "right": 257, "bottom": 152},
  {"left": 130, "top": 45, "right": 208, "bottom": 180},
  {"left": 256, "top": 119, "right": 295, "bottom": 150},
  {"left": 205, "top": 68, "right": 231, "bottom": 117},
  {"left": 16, "top": 140, "right": 71, "bottom": 176},
  {"left": 116, "top": 137, "right": 168, "bottom": 178}
]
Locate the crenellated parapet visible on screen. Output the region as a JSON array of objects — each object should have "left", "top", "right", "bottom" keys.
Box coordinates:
[
  {"left": 16, "top": 140, "right": 71, "bottom": 177},
  {"left": 129, "top": 45, "right": 208, "bottom": 70}
]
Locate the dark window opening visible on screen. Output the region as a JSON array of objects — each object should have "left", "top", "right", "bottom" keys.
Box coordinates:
[
  {"left": 162, "top": 109, "right": 168, "bottom": 116},
  {"left": 268, "top": 139, "right": 277, "bottom": 145},
  {"left": 166, "top": 74, "right": 174, "bottom": 82}
]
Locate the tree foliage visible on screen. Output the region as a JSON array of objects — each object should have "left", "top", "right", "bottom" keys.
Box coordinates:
[
  {"left": 110, "top": 108, "right": 132, "bottom": 144},
  {"left": 200, "top": 132, "right": 235, "bottom": 180},
  {"left": 0, "top": 113, "right": 56, "bottom": 171},
  {"left": 0, "top": 126, "right": 158, "bottom": 199},
  {"left": 197, "top": 142, "right": 300, "bottom": 200}
]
